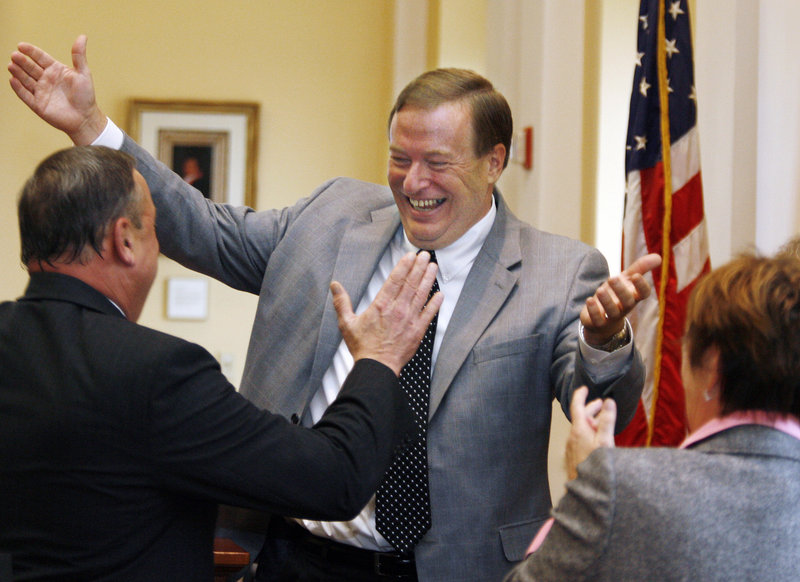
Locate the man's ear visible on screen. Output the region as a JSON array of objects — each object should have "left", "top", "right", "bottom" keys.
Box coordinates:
[
  {"left": 112, "top": 217, "right": 136, "bottom": 266},
  {"left": 486, "top": 143, "right": 506, "bottom": 184}
]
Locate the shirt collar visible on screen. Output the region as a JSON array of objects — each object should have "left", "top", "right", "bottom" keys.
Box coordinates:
[
  {"left": 395, "top": 196, "right": 497, "bottom": 284},
  {"left": 680, "top": 411, "right": 800, "bottom": 449},
  {"left": 106, "top": 297, "right": 127, "bottom": 318}
]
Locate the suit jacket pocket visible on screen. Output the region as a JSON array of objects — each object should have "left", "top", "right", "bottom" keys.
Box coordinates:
[
  {"left": 499, "top": 516, "right": 550, "bottom": 562},
  {"left": 471, "top": 334, "right": 543, "bottom": 365}
]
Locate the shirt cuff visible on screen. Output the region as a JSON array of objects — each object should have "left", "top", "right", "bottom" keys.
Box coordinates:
[
  {"left": 578, "top": 319, "right": 633, "bottom": 383},
  {"left": 90, "top": 117, "right": 124, "bottom": 150}
]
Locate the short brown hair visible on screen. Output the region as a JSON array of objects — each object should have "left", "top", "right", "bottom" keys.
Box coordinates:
[
  {"left": 389, "top": 68, "right": 513, "bottom": 168},
  {"left": 18, "top": 146, "right": 141, "bottom": 267},
  {"left": 777, "top": 235, "right": 800, "bottom": 261},
  {"left": 684, "top": 254, "right": 800, "bottom": 417}
]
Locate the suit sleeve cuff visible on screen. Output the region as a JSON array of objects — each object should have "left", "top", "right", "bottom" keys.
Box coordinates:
[{"left": 578, "top": 319, "right": 634, "bottom": 383}]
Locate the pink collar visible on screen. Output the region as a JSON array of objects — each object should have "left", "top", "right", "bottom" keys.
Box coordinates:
[{"left": 680, "top": 411, "right": 800, "bottom": 449}]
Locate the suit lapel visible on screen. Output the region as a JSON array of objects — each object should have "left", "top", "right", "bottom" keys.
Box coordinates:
[
  {"left": 333, "top": 204, "right": 402, "bottom": 304},
  {"left": 307, "top": 204, "right": 401, "bottom": 392},
  {"left": 429, "top": 196, "right": 522, "bottom": 418}
]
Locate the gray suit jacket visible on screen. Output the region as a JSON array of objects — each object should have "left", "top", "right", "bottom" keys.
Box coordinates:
[
  {"left": 505, "top": 424, "right": 800, "bottom": 582},
  {"left": 123, "top": 135, "right": 645, "bottom": 581}
]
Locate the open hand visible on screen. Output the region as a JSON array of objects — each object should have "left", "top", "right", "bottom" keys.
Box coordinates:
[
  {"left": 8, "top": 35, "right": 107, "bottom": 145},
  {"left": 332, "top": 252, "right": 443, "bottom": 376}
]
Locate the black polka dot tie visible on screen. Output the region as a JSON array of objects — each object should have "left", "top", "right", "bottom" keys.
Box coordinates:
[{"left": 375, "top": 250, "right": 438, "bottom": 555}]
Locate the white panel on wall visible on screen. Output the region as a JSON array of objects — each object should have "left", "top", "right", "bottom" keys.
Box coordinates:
[{"left": 756, "top": 0, "right": 800, "bottom": 254}]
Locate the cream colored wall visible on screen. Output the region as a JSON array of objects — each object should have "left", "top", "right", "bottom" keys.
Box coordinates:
[
  {"left": 437, "top": 0, "right": 487, "bottom": 72},
  {"left": 1, "top": 1, "right": 394, "bottom": 385}
]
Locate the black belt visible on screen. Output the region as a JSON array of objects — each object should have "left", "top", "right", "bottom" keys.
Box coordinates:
[{"left": 294, "top": 525, "right": 417, "bottom": 579}]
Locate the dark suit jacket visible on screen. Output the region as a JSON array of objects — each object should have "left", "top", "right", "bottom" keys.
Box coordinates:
[
  {"left": 0, "top": 273, "right": 413, "bottom": 581},
  {"left": 505, "top": 424, "right": 800, "bottom": 581}
]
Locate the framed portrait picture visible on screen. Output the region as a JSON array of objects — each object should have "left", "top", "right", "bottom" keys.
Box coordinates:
[
  {"left": 165, "top": 277, "right": 209, "bottom": 320},
  {"left": 128, "top": 99, "right": 259, "bottom": 207}
]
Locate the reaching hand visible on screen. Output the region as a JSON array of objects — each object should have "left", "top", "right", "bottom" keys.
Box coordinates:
[
  {"left": 332, "top": 252, "right": 443, "bottom": 377},
  {"left": 580, "top": 252, "right": 662, "bottom": 346},
  {"left": 564, "top": 386, "right": 616, "bottom": 480},
  {"left": 8, "top": 35, "right": 107, "bottom": 145}
]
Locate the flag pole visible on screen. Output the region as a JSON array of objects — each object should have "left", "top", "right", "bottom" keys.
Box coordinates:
[{"left": 648, "top": 0, "right": 674, "bottom": 446}]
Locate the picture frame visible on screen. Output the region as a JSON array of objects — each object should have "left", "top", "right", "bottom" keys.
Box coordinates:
[
  {"left": 128, "top": 99, "right": 259, "bottom": 207},
  {"left": 165, "top": 277, "right": 209, "bottom": 320}
]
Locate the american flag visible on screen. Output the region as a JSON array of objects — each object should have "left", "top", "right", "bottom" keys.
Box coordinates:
[{"left": 616, "top": 0, "right": 711, "bottom": 447}]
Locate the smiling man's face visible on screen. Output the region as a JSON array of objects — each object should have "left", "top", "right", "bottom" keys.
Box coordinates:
[{"left": 387, "top": 101, "right": 505, "bottom": 250}]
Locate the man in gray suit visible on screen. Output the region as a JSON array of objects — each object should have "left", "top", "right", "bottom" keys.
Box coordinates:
[{"left": 10, "top": 36, "right": 659, "bottom": 581}]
